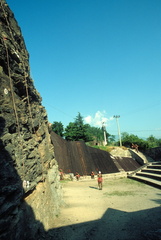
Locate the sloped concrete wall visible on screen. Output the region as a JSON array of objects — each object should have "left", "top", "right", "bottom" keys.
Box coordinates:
[{"left": 51, "top": 132, "right": 141, "bottom": 175}]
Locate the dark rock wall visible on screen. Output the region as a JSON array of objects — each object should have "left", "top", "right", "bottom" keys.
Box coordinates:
[{"left": 0, "top": 1, "right": 62, "bottom": 239}]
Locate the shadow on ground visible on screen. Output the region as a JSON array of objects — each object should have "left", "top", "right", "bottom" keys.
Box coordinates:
[
  {"left": 47, "top": 205, "right": 161, "bottom": 240},
  {"left": 89, "top": 186, "right": 99, "bottom": 190}
]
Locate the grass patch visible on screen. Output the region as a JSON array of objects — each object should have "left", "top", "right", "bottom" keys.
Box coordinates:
[
  {"left": 104, "top": 178, "right": 145, "bottom": 187},
  {"left": 92, "top": 145, "right": 111, "bottom": 152},
  {"left": 60, "top": 179, "right": 71, "bottom": 183},
  {"left": 104, "top": 190, "right": 135, "bottom": 197},
  {"left": 120, "top": 178, "right": 145, "bottom": 186}
]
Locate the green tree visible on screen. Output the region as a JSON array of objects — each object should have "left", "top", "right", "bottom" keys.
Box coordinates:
[
  {"left": 51, "top": 121, "right": 64, "bottom": 137},
  {"left": 121, "top": 132, "right": 140, "bottom": 147},
  {"left": 74, "top": 112, "right": 84, "bottom": 127},
  {"left": 157, "top": 138, "right": 161, "bottom": 147},
  {"left": 146, "top": 135, "right": 159, "bottom": 148},
  {"left": 121, "top": 132, "right": 148, "bottom": 150},
  {"left": 108, "top": 134, "right": 115, "bottom": 144},
  {"left": 82, "top": 124, "right": 112, "bottom": 145},
  {"left": 64, "top": 122, "right": 77, "bottom": 141},
  {"left": 64, "top": 113, "right": 93, "bottom": 142},
  {"left": 84, "top": 125, "right": 104, "bottom": 143}
]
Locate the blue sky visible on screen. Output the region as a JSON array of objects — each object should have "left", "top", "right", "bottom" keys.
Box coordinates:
[{"left": 7, "top": 0, "right": 161, "bottom": 139}]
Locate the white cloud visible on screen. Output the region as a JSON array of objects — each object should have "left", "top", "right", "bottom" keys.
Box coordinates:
[
  {"left": 84, "top": 111, "right": 113, "bottom": 128},
  {"left": 84, "top": 115, "right": 92, "bottom": 124}
]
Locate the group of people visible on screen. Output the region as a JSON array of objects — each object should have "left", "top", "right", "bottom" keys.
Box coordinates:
[
  {"left": 59, "top": 169, "right": 103, "bottom": 190},
  {"left": 75, "top": 171, "right": 103, "bottom": 190},
  {"left": 59, "top": 170, "right": 80, "bottom": 181},
  {"left": 77, "top": 170, "right": 103, "bottom": 190}
]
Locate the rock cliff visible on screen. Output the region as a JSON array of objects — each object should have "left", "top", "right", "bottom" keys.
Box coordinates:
[{"left": 0, "top": 0, "right": 62, "bottom": 239}]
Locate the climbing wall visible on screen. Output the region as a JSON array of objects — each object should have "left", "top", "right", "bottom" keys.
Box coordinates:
[
  {"left": 0, "top": 1, "right": 62, "bottom": 239},
  {"left": 51, "top": 132, "right": 141, "bottom": 176}
]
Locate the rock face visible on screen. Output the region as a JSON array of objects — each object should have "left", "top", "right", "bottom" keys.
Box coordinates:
[{"left": 0, "top": 1, "right": 62, "bottom": 239}]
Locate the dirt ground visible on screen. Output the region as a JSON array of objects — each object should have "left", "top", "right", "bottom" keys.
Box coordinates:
[{"left": 47, "top": 177, "right": 161, "bottom": 240}]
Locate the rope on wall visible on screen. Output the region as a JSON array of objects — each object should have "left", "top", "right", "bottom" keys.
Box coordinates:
[
  {"left": 22, "top": 62, "right": 36, "bottom": 133},
  {"left": 2, "top": 36, "right": 26, "bottom": 181},
  {"left": 2, "top": 37, "right": 21, "bottom": 134},
  {"left": 1, "top": 0, "right": 45, "bottom": 183}
]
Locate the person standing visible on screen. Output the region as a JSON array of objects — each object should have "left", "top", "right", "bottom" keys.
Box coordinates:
[
  {"left": 97, "top": 171, "right": 103, "bottom": 190},
  {"left": 59, "top": 169, "right": 64, "bottom": 180},
  {"left": 75, "top": 172, "right": 80, "bottom": 181},
  {"left": 91, "top": 171, "right": 95, "bottom": 179}
]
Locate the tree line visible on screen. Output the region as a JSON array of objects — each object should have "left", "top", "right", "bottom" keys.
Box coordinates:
[
  {"left": 51, "top": 112, "right": 161, "bottom": 150},
  {"left": 51, "top": 112, "right": 114, "bottom": 144},
  {"left": 121, "top": 132, "right": 161, "bottom": 150}
]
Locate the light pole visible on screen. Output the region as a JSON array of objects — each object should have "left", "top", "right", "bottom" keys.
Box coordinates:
[
  {"left": 113, "top": 115, "right": 122, "bottom": 147},
  {"left": 102, "top": 122, "right": 107, "bottom": 146}
]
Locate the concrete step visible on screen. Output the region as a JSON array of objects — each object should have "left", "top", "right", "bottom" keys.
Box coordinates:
[
  {"left": 136, "top": 172, "right": 161, "bottom": 181},
  {"left": 142, "top": 168, "right": 161, "bottom": 175},
  {"left": 154, "top": 162, "right": 161, "bottom": 164},
  {"left": 128, "top": 175, "right": 161, "bottom": 189},
  {"left": 147, "top": 165, "right": 161, "bottom": 169},
  {"left": 128, "top": 161, "right": 161, "bottom": 189},
  {"left": 151, "top": 161, "right": 161, "bottom": 165}
]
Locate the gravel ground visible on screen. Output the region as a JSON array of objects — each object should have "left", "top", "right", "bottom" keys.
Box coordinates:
[{"left": 47, "top": 178, "right": 161, "bottom": 240}]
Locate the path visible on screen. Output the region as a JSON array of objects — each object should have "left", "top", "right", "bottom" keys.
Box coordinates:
[{"left": 47, "top": 178, "right": 161, "bottom": 240}]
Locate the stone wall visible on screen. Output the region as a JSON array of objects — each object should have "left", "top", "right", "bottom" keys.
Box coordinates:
[{"left": 0, "top": 1, "right": 62, "bottom": 239}]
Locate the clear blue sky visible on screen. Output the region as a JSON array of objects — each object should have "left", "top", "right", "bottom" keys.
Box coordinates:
[{"left": 7, "top": 0, "right": 161, "bottom": 139}]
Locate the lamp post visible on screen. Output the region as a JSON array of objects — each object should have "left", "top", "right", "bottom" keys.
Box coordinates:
[
  {"left": 113, "top": 115, "right": 122, "bottom": 147},
  {"left": 102, "top": 122, "right": 107, "bottom": 146}
]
